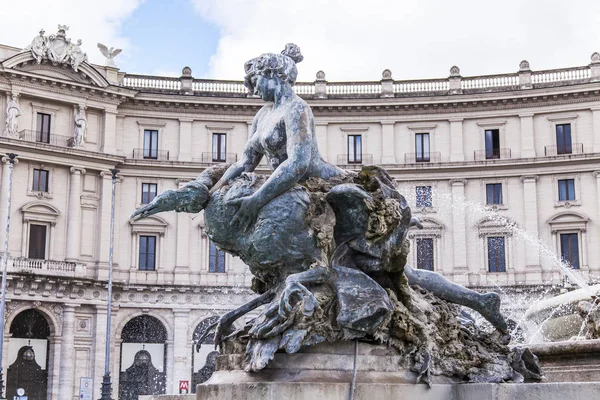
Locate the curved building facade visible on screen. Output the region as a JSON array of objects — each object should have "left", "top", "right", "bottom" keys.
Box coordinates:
[{"left": 0, "top": 27, "right": 599, "bottom": 399}]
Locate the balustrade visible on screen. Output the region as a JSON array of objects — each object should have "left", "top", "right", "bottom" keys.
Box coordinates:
[
  {"left": 8, "top": 257, "right": 85, "bottom": 277},
  {"left": 121, "top": 62, "right": 595, "bottom": 99},
  {"left": 544, "top": 143, "right": 584, "bottom": 156}
]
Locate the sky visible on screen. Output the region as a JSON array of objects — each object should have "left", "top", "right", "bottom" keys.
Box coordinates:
[{"left": 1, "top": 0, "right": 600, "bottom": 82}]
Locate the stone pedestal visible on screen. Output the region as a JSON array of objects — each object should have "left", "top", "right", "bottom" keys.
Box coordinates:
[{"left": 191, "top": 342, "right": 600, "bottom": 400}]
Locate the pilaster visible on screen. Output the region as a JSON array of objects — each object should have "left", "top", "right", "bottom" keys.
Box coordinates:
[
  {"left": 449, "top": 179, "right": 469, "bottom": 283},
  {"left": 591, "top": 107, "right": 600, "bottom": 153},
  {"left": 172, "top": 310, "right": 191, "bottom": 394},
  {"left": 175, "top": 180, "right": 191, "bottom": 284},
  {"left": 520, "top": 175, "right": 542, "bottom": 281},
  {"left": 66, "top": 167, "right": 86, "bottom": 262},
  {"left": 102, "top": 109, "right": 118, "bottom": 154},
  {"left": 449, "top": 118, "right": 464, "bottom": 162},
  {"left": 315, "top": 122, "right": 328, "bottom": 162},
  {"left": 381, "top": 121, "right": 396, "bottom": 164},
  {"left": 58, "top": 305, "right": 76, "bottom": 399},
  {"left": 0, "top": 155, "right": 18, "bottom": 252},
  {"left": 93, "top": 305, "right": 108, "bottom": 400},
  {"left": 519, "top": 113, "right": 536, "bottom": 158},
  {"left": 178, "top": 118, "right": 193, "bottom": 162}
]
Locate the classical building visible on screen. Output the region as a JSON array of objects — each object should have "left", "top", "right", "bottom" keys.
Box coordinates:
[{"left": 0, "top": 26, "right": 599, "bottom": 399}]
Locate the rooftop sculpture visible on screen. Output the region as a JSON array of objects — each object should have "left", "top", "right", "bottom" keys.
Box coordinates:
[
  {"left": 23, "top": 25, "right": 87, "bottom": 72},
  {"left": 131, "top": 44, "right": 542, "bottom": 384}
]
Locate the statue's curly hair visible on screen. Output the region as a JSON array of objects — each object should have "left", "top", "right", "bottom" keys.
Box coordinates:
[{"left": 244, "top": 43, "right": 304, "bottom": 92}]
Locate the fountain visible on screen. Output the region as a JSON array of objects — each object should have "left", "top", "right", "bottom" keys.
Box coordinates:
[{"left": 133, "top": 45, "right": 600, "bottom": 399}]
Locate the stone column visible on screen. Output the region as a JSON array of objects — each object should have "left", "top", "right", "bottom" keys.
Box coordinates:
[
  {"left": 175, "top": 180, "right": 191, "bottom": 284},
  {"left": 449, "top": 118, "right": 464, "bottom": 162},
  {"left": 96, "top": 171, "right": 113, "bottom": 279},
  {"left": 0, "top": 156, "right": 18, "bottom": 251},
  {"left": 381, "top": 121, "right": 396, "bottom": 164},
  {"left": 450, "top": 179, "right": 469, "bottom": 283},
  {"left": 102, "top": 109, "right": 118, "bottom": 154},
  {"left": 165, "top": 339, "right": 174, "bottom": 395},
  {"left": 591, "top": 107, "right": 600, "bottom": 153},
  {"left": 172, "top": 310, "right": 191, "bottom": 394},
  {"left": 92, "top": 305, "right": 108, "bottom": 400},
  {"left": 66, "top": 167, "right": 85, "bottom": 262},
  {"left": 520, "top": 175, "right": 541, "bottom": 282},
  {"left": 178, "top": 118, "right": 193, "bottom": 162},
  {"left": 315, "top": 122, "right": 328, "bottom": 162},
  {"left": 519, "top": 113, "right": 536, "bottom": 158},
  {"left": 58, "top": 305, "right": 76, "bottom": 399}
]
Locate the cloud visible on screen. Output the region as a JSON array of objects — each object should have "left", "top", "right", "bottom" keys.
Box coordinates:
[
  {"left": 0, "top": 0, "right": 144, "bottom": 66},
  {"left": 191, "top": 0, "right": 600, "bottom": 82}
]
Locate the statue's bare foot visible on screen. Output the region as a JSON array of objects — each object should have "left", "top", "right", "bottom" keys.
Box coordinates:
[{"left": 478, "top": 292, "right": 508, "bottom": 335}]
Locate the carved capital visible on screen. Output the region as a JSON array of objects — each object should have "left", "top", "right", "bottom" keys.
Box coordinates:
[
  {"left": 69, "top": 166, "right": 86, "bottom": 175},
  {"left": 520, "top": 175, "right": 539, "bottom": 183},
  {"left": 593, "top": 171, "right": 600, "bottom": 178},
  {"left": 1, "top": 153, "right": 19, "bottom": 165},
  {"left": 449, "top": 179, "right": 467, "bottom": 186}
]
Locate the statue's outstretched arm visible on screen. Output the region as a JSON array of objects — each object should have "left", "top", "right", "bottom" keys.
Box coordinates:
[{"left": 130, "top": 164, "right": 228, "bottom": 221}]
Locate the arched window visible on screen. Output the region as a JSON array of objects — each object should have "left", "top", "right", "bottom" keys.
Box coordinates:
[
  {"left": 119, "top": 315, "right": 167, "bottom": 400},
  {"left": 191, "top": 316, "right": 220, "bottom": 393}
]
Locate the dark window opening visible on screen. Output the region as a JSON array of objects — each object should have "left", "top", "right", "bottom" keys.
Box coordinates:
[
  {"left": 348, "top": 135, "right": 362, "bottom": 164},
  {"left": 416, "top": 186, "right": 432, "bottom": 208},
  {"left": 141, "top": 183, "right": 157, "bottom": 204},
  {"left": 32, "top": 169, "right": 49, "bottom": 192},
  {"left": 36, "top": 113, "right": 51, "bottom": 143},
  {"left": 487, "top": 236, "right": 506, "bottom": 272},
  {"left": 416, "top": 238, "right": 434, "bottom": 271},
  {"left": 484, "top": 129, "right": 500, "bottom": 159},
  {"left": 212, "top": 133, "right": 227, "bottom": 162},
  {"left": 486, "top": 183, "right": 503, "bottom": 205},
  {"left": 415, "top": 133, "right": 430, "bottom": 162},
  {"left": 558, "top": 179, "right": 575, "bottom": 201},
  {"left": 209, "top": 240, "right": 225, "bottom": 273},
  {"left": 143, "top": 130, "right": 159, "bottom": 159},
  {"left": 556, "top": 124, "right": 572, "bottom": 155},
  {"left": 28, "top": 224, "right": 47, "bottom": 259},
  {"left": 560, "top": 233, "right": 580, "bottom": 269},
  {"left": 139, "top": 235, "right": 157, "bottom": 271}
]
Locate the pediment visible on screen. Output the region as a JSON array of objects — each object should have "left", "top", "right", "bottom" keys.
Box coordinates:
[{"left": 2, "top": 52, "right": 109, "bottom": 88}]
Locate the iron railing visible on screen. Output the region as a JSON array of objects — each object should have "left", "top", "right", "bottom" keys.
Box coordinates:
[
  {"left": 474, "top": 148, "right": 511, "bottom": 161},
  {"left": 15, "top": 129, "right": 73, "bottom": 147},
  {"left": 336, "top": 154, "right": 374, "bottom": 165},
  {"left": 194, "top": 152, "right": 238, "bottom": 164},
  {"left": 544, "top": 143, "right": 584, "bottom": 156},
  {"left": 404, "top": 152, "right": 442, "bottom": 163},
  {"left": 132, "top": 148, "right": 170, "bottom": 161}
]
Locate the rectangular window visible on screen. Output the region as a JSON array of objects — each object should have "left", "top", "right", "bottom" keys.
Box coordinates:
[
  {"left": 212, "top": 133, "right": 227, "bottom": 162},
  {"left": 143, "top": 129, "right": 159, "bottom": 159},
  {"left": 416, "top": 186, "right": 432, "bottom": 208},
  {"left": 348, "top": 135, "right": 362, "bottom": 164},
  {"left": 209, "top": 240, "right": 226, "bottom": 273},
  {"left": 484, "top": 129, "right": 500, "bottom": 159},
  {"left": 415, "top": 133, "right": 430, "bottom": 162},
  {"left": 560, "top": 233, "right": 580, "bottom": 269},
  {"left": 487, "top": 236, "right": 506, "bottom": 273},
  {"left": 486, "top": 183, "right": 503, "bottom": 205},
  {"left": 139, "top": 235, "right": 157, "bottom": 271},
  {"left": 36, "top": 113, "right": 51, "bottom": 143},
  {"left": 32, "top": 169, "right": 49, "bottom": 192},
  {"left": 556, "top": 124, "right": 572, "bottom": 155},
  {"left": 416, "top": 238, "right": 434, "bottom": 271},
  {"left": 558, "top": 179, "right": 576, "bottom": 201},
  {"left": 28, "top": 224, "right": 47, "bottom": 259},
  {"left": 141, "top": 183, "right": 157, "bottom": 205}
]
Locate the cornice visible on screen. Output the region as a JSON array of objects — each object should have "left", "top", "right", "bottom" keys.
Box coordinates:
[{"left": 116, "top": 89, "right": 600, "bottom": 119}]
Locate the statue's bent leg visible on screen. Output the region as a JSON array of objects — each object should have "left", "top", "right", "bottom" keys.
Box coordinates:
[
  {"left": 404, "top": 265, "right": 508, "bottom": 334},
  {"left": 197, "top": 289, "right": 276, "bottom": 349}
]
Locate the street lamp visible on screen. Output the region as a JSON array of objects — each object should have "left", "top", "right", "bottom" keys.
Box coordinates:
[
  {"left": 99, "top": 168, "right": 118, "bottom": 400},
  {"left": 0, "top": 153, "right": 18, "bottom": 400}
]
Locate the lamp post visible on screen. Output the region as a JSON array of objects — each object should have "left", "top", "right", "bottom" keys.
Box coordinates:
[
  {"left": 99, "top": 168, "right": 118, "bottom": 400},
  {"left": 0, "top": 153, "right": 17, "bottom": 400}
]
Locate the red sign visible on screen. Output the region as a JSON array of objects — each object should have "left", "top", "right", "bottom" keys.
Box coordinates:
[{"left": 179, "top": 380, "right": 189, "bottom": 394}]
